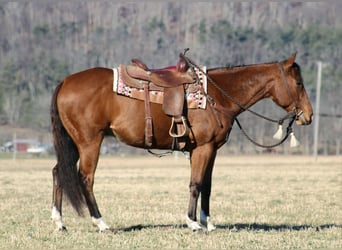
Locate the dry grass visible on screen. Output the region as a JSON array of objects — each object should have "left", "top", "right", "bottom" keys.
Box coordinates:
[{"left": 0, "top": 155, "right": 341, "bottom": 249}]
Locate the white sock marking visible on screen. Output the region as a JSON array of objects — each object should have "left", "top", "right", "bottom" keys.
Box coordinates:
[
  {"left": 200, "top": 209, "right": 216, "bottom": 232},
  {"left": 92, "top": 217, "right": 110, "bottom": 232},
  {"left": 51, "top": 206, "right": 65, "bottom": 231}
]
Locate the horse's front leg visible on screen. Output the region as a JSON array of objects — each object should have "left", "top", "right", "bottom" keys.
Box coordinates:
[
  {"left": 200, "top": 150, "right": 217, "bottom": 232},
  {"left": 186, "top": 144, "right": 215, "bottom": 231}
]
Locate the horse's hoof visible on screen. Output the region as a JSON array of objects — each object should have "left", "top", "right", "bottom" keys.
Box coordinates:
[
  {"left": 92, "top": 217, "right": 111, "bottom": 231},
  {"left": 207, "top": 222, "right": 216, "bottom": 232},
  {"left": 186, "top": 215, "right": 202, "bottom": 232},
  {"left": 200, "top": 210, "right": 216, "bottom": 232},
  {"left": 110, "top": 228, "right": 119, "bottom": 234},
  {"left": 97, "top": 228, "right": 118, "bottom": 234},
  {"left": 200, "top": 219, "right": 216, "bottom": 232},
  {"left": 55, "top": 225, "right": 67, "bottom": 232}
]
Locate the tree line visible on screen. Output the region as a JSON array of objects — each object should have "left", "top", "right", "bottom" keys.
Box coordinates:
[{"left": 0, "top": 2, "right": 341, "bottom": 154}]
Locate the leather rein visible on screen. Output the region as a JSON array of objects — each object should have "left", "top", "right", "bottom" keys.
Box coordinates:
[{"left": 182, "top": 51, "right": 300, "bottom": 149}]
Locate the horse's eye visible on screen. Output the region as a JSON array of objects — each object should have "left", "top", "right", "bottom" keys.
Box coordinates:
[{"left": 296, "top": 82, "right": 303, "bottom": 87}]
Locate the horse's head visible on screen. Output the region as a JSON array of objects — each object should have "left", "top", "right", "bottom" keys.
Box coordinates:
[{"left": 270, "top": 54, "right": 313, "bottom": 125}]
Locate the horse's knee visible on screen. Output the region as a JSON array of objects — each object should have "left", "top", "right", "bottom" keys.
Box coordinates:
[
  {"left": 52, "top": 165, "right": 58, "bottom": 181},
  {"left": 52, "top": 165, "right": 58, "bottom": 174},
  {"left": 189, "top": 183, "right": 201, "bottom": 198},
  {"left": 78, "top": 170, "right": 94, "bottom": 188}
]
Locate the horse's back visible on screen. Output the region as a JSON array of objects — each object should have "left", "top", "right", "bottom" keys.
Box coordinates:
[
  {"left": 58, "top": 67, "right": 113, "bottom": 102},
  {"left": 62, "top": 67, "right": 113, "bottom": 91}
]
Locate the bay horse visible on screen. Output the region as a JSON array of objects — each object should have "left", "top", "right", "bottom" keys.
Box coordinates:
[{"left": 50, "top": 53, "right": 313, "bottom": 232}]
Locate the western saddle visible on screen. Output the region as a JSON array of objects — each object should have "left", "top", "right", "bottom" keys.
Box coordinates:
[{"left": 121, "top": 54, "right": 195, "bottom": 148}]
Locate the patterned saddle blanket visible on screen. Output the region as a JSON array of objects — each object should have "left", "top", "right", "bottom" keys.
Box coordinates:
[{"left": 113, "top": 65, "right": 207, "bottom": 110}]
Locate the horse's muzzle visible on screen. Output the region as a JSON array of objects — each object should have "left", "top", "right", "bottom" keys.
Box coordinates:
[{"left": 296, "top": 110, "right": 312, "bottom": 125}]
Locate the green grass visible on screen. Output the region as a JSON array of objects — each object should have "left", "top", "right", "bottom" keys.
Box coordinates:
[{"left": 0, "top": 155, "right": 341, "bottom": 249}]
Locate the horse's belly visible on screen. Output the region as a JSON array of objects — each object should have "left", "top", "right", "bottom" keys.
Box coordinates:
[
  {"left": 110, "top": 123, "right": 173, "bottom": 149},
  {"left": 109, "top": 99, "right": 173, "bottom": 149}
]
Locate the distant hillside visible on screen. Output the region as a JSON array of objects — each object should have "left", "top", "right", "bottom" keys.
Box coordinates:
[
  {"left": 1, "top": 2, "right": 341, "bottom": 70},
  {"left": 0, "top": 2, "right": 341, "bottom": 154}
]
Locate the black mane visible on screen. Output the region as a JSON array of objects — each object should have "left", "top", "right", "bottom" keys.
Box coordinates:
[{"left": 208, "top": 61, "right": 278, "bottom": 72}]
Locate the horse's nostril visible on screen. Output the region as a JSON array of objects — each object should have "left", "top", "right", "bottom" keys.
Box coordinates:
[{"left": 309, "top": 114, "right": 314, "bottom": 123}]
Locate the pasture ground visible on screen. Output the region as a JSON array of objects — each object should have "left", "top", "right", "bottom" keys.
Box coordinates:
[{"left": 0, "top": 155, "right": 341, "bottom": 249}]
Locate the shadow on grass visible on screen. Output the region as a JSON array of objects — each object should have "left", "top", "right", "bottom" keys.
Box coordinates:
[
  {"left": 115, "top": 223, "right": 341, "bottom": 232},
  {"left": 216, "top": 223, "right": 342, "bottom": 232},
  {"left": 116, "top": 224, "right": 187, "bottom": 232}
]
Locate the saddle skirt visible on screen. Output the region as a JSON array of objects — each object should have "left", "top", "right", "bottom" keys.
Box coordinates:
[{"left": 113, "top": 65, "right": 207, "bottom": 110}]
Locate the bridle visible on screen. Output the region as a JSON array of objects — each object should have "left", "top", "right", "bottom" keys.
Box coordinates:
[
  {"left": 182, "top": 50, "right": 303, "bottom": 148},
  {"left": 277, "top": 62, "right": 306, "bottom": 125}
]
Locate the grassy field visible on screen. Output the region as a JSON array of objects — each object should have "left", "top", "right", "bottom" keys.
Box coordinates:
[{"left": 0, "top": 155, "right": 341, "bottom": 249}]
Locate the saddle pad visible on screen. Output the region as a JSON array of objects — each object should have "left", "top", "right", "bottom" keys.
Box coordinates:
[{"left": 113, "top": 66, "right": 207, "bottom": 110}]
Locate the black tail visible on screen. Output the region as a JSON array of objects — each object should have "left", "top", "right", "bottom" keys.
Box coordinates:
[{"left": 51, "top": 81, "right": 84, "bottom": 215}]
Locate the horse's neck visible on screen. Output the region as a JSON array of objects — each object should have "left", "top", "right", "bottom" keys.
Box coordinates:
[{"left": 209, "top": 64, "right": 275, "bottom": 113}]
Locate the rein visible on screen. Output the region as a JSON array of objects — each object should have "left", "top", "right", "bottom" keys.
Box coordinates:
[
  {"left": 181, "top": 50, "right": 298, "bottom": 148},
  {"left": 234, "top": 116, "right": 296, "bottom": 148}
]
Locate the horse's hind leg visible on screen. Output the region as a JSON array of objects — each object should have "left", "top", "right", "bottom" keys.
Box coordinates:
[
  {"left": 51, "top": 164, "right": 66, "bottom": 231},
  {"left": 78, "top": 140, "right": 110, "bottom": 232}
]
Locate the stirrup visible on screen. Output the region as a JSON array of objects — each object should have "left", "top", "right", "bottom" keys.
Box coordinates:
[{"left": 169, "top": 116, "right": 190, "bottom": 138}]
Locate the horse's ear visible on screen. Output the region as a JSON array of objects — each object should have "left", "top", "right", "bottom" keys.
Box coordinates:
[{"left": 284, "top": 53, "right": 297, "bottom": 68}]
